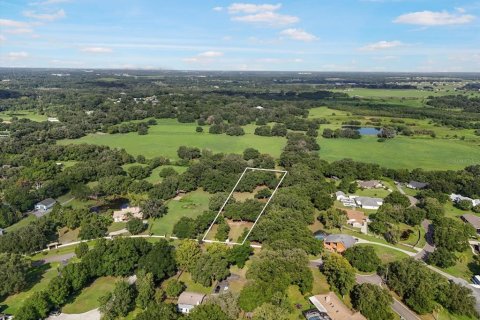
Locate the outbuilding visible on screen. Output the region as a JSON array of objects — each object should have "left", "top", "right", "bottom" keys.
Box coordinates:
[{"left": 35, "top": 198, "right": 56, "bottom": 211}]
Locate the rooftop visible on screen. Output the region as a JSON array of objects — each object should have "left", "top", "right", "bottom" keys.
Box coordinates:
[
  {"left": 309, "top": 293, "right": 366, "bottom": 320},
  {"left": 324, "top": 234, "right": 356, "bottom": 249},
  {"left": 462, "top": 214, "right": 480, "bottom": 229},
  {"left": 177, "top": 291, "right": 205, "bottom": 306},
  {"left": 37, "top": 198, "right": 56, "bottom": 206}
]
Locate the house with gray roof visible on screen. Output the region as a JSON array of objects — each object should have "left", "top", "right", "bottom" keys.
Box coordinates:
[
  {"left": 324, "top": 234, "right": 357, "bottom": 253},
  {"left": 461, "top": 214, "right": 480, "bottom": 235},
  {"left": 35, "top": 198, "right": 56, "bottom": 211},
  {"left": 407, "top": 181, "right": 428, "bottom": 190},
  {"left": 177, "top": 291, "right": 205, "bottom": 314},
  {"left": 354, "top": 197, "right": 383, "bottom": 210}
]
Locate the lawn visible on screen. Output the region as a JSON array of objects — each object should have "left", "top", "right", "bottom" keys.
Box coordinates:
[
  {"left": 356, "top": 243, "right": 409, "bottom": 264},
  {"left": 149, "top": 189, "right": 211, "bottom": 236},
  {"left": 441, "top": 249, "right": 478, "bottom": 281},
  {"left": 0, "top": 110, "right": 48, "bottom": 122},
  {"left": 177, "top": 272, "right": 213, "bottom": 295},
  {"left": 1, "top": 263, "right": 59, "bottom": 315},
  {"left": 5, "top": 214, "right": 36, "bottom": 232},
  {"left": 62, "top": 276, "right": 118, "bottom": 314},
  {"left": 59, "top": 119, "right": 286, "bottom": 159},
  {"left": 355, "top": 187, "right": 391, "bottom": 198},
  {"left": 316, "top": 135, "right": 480, "bottom": 170}
]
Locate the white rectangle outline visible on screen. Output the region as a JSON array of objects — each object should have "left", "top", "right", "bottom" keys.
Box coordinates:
[{"left": 202, "top": 167, "right": 288, "bottom": 245}]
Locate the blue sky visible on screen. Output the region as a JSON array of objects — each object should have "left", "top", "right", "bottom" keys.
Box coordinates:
[{"left": 0, "top": 0, "right": 479, "bottom": 71}]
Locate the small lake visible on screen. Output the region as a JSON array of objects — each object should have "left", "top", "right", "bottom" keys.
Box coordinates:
[
  {"left": 314, "top": 230, "right": 329, "bottom": 240},
  {"left": 342, "top": 126, "right": 381, "bottom": 136},
  {"left": 90, "top": 197, "right": 129, "bottom": 213}
]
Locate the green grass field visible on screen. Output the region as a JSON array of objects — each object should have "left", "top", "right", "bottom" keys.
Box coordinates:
[
  {"left": 356, "top": 244, "right": 409, "bottom": 264},
  {"left": 62, "top": 276, "right": 118, "bottom": 314},
  {"left": 59, "top": 119, "right": 286, "bottom": 159},
  {"left": 1, "top": 263, "right": 59, "bottom": 314},
  {"left": 5, "top": 214, "right": 36, "bottom": 232},
  {"left": 0, "top": 110, "right": 48, "bottom": 122},
  {"left": 149, "top": 189, "right": 211, "bottom": 236},
  {"left": 317, "top": 135, "right": 480, "bottom": 170}
]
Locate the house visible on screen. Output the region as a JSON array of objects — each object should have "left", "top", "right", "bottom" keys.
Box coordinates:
[
  {"left": 47, "top": 117, "right": 60, "bottom": 122},
  {"left": 309, "top": 293, "right": 366, "bottom": 320},
  {"left": 406, "top": 181, "right": 428, "bottom": 190},
  {"left": 450, "top": 194, "right": 480, "bottom": 207},
  {"left": 112, "top": 206, "right": 143, "bottom": 222},
  {"left": 358, "top": 180, "right": 383, "bottom": 189},
  {"left": 335, "top": 191, "right": 347, "bottom": 201},
  {"left": 461, "top": 214, "right": 480, "bottom": 235},
  {"left": 0, "top": 228, "right": 4, "bottom": 236},
  {"left": 354, "top": 197, "right": 383, "bottom": 210},
  {"left": 177, "top": 291, "right": 205, "bottom": 314},
  {"left": 324, "top": 234, "right": 356, "bottom": 253},
  {"left": 344, "top": 209, "right": 367, "bottom": 228},
  {"left": 35, "top": 198, "right": 56, "bottom": 211},
  {"left": 303, "top": 309, "right": 331, "bottom": 320}
]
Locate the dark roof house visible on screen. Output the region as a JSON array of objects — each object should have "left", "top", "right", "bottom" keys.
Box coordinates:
[
  {"left": 407, "top": 181, "right": 428, "bottom": 189},
  {"left": 461, "top": 214, "right": 480, "bottom": 234}
]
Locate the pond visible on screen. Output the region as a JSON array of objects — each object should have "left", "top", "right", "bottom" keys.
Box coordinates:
[
  {"left": 313, "top": 230, "right": 329, "bottom": 240},
  {"left": 90, "top": 197, "right": 129, "bottom": 213},
  {"left": 342, "top": 126, "right": 381, "bottom": 136}
]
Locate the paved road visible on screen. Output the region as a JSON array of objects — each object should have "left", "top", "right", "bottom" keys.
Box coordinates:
[
  {"left": 46, "top": 308, "right": 100, "bottom": 320},
  {"left": 33, "top": 252, "right": 76, "bottom": 266},
  {"left": 356, "top": 274, "right": 420, "bottom": 320},
  {"left": 395, "top": 183, "right": 418, "bottom": 206},
  {"left": 414, "top": 220, "right": 435, "bottom": 260}
]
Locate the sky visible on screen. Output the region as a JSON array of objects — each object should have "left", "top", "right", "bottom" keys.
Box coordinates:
[{"left": 0, "top": 0, "right": 480, "bottom": 71}]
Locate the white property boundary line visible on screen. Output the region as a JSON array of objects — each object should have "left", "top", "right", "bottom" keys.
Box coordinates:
[{"left": 202, "top": 167, "right": 288, "bottom": 245}]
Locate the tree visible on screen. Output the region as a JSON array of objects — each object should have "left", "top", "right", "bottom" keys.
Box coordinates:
[
  {"left": 344, "top": 246, "right": 381, "bottom": 272},
  {"left": 99, "top": 281, "right": 135, "bottom": 319},
  {"left": 255, "top": 188, "right": 272, "bottom": 199},
  {"left": 79, "top": 214, "right": 109, "bottom": 240},
  {"left": 177, "top": 146, "right": 201, "bottom": 160},
  {"left": 437, "top": 282, "right": 479, "bottom": 318},
  {"left": 313, "top": 191, "right": 334, "bottom": 210},
  {"left": 173, "top": 216, "right": 196, "bottom": 238},
  {"left": 226, "top": 125, "right": 245, "bottom": 136},
  {"left": 127, "top": 218, "right": 146, "bottom": 235},
  {"left": 15, "top": 291, "right": 51, "bottom": 320},
  {"left": 206, "top": 292, "right": 240, "bottom": 319},
  {"left": 75, "top": 242, "right": 89, "bottom": 258},
  {"left": 420, "top": 197, "right": 444, "bottom": 221},
  {"left": 165, "top": 279, "right": 186, "bottom": 298},
  {"left": 187, "top": 304, "right": 230, "bottom": 320},
  {"left": 351, "top": 284, "right": 394, "bottom": 320},
  {"left": 138, "top": 240, "right": 177, "bottom": 282},
  {"left": 432, "top": 217, "right": 475, "bottom": 252},
  {"left": 318, "top": 208, "right": 347, "bottom": 229},
  {"left": 159, "top": 167, "right": 178, "bottom": 178},
  {"left": 322, "top": 254, "right": 356, "bottom": 296},
  {"left": 228, "top": 242, "right": 253, "bottom": 268},
  {"left": 136, "top": 270, "right": 155, "bottom": 309},
  {"left": 0, "top": 253, "right": 31, "bottom": 296},
  {"left": 455, "top": 199, "right": 473, "bottom": 211},
  {"left": 243, "top": 148, "right": 260, "bottom": 160},
  {"left": 141, "top": 199, "right": 167, "bottom": 219},
  {"left": 403, "top": 207, "right": 426, "bottom": 226},
  {"left": 128, "top": 165, "right": 150, "bottom": 180},
  {"left": 135, "top": 302, "right": 179, "bottom": 320},
  {"left": 253, "top": 303, "right": 289, "bottom": 320},
  {"left": 384, "top": 191, "right": 410, "bottom": 208},
  {"left": 254, "top": 125, "right": 272, "bottom": 136},
  {"left": 191, "top": 253, "right": 230, "bottom": 287},
  {"left": 215, "top": 219, "right": 230, "bottom": 241},
  {"left": 426, "top": 246, "right": 457, "bottom": 268},
  {"left": 196, "top": 126, "right": 204, "bottom": 133},
  {"left": 176, "top": 239, "right": 202, "bottom": 271},
  {"left": 271, "top": 123, "right": 287, "bottom": 136}
]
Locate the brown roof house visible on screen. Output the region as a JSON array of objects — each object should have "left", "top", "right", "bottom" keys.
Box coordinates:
[
  {"left": 358, "top": 180, "right": 383, "bottom": 189},
  {"left": 323, "top": 234, "right": 357, "bottom": 253},
  {"left": 344, "top": 209, "right": 369, "bottom": 234},
  {"left": 461, "top": 214, "right": 480, "bottom": 235},
  {"left": 177, "top": 291, "right": 205, "bottom": 314},
  {"left": 309, "top": 292, "right": 366, "bottom": 320}
]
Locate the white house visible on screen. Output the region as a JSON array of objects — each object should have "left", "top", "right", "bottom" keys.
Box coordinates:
[
  {"left": 406, "top": 181, "right": 428, "bottom": 190},
  {"left": 354, "top": 197, "right": 383, "bottom": 210},
  {"left": 335, "top": 191, "right": 347, "bottom": 201},
  {"left": 450, "top": 193, "right": 480, "bottom": 207},
  {"left": 177, "top": 292, "right": 205, "bottom": 314},
  {"left": 35, "top": 198, "right": 56, "bottom": 211},
  {"left": 47, "top": 117, "right": 60, "bottom": 122}
]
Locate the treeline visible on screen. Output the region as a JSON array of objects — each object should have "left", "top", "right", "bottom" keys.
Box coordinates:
[{"left": 426, "top": 94, "right": 480, "bottom": 113}]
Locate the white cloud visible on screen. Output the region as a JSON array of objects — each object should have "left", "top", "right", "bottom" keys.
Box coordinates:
[
  {"left": 213, "top": 6, "right": 223, "bottom": 12},
  {"left": 0, "top": 19, "right": 30, "bottom": 28},
  {"left": 280, "top": 28, "right": 317, "bottom": 42},
  {"left": 81, "top": 47, "right": 113, "bottom": 53},
  {"left": 4, "top": 28, "right": 34, "bottom": 34},
  {"left": 184, "top": 51, "right": 224, "bottom": 63},
  {"left": 30, "top": 0, "right": 70, "bottom": 5},
  {"left": 0, "top": 35, "right": 6, "bottom": 42},
  {"left": 232, "top": 11, "right": 298, "bottom": 27},
  {"left": 227, "top": 3, "right": 282, "bottom": 14},
  {"left": 360, "top": 40, "right": 403, "bottom": 51},
  {"left": 23, "top": 9, "right": 66, "bottom": 21},
  {"left": 7, "top": 51, "right": 29, "bottom": 59},
  {"left": 394, "top": 10, "right": 475, "bottom": 26},
  {"left": 198, "top": 51, "right": 224, "bottom": 57}
]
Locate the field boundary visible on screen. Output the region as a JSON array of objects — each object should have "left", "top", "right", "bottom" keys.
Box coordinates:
[{"left": 202, "top": 167, "right": 288, "bottom": 245}]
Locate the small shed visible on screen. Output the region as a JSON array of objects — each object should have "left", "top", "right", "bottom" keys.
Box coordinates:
[{"left": 177, "top": 291, "right": 205, "bottom": 314}]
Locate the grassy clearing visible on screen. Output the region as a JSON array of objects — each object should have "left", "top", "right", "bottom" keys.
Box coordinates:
[
  {"left": 5, "top": 214, "right": 36, "bottom": 232},
  {"left": 357, "top": 243, "right": 409, "bottom": 264},
  {"left": 1, "top": 263, "right": 59, "bottom": 314},
  {"left": 149, "top": 189, "right": 210, "bottom": 236},
  {"left": 355, "top": 187, "right": 391, "bottom": 198},
  {"left": 62, "top": 276, "right": 118, "bottom": 314},
  {"left": 59, "top": 119, "right": 286, "bottom": 159},
  {"left": 177, "top": 272, "right": 213, "bottom": 295},
  {"left": 441, "top": 249, "right": 478, "bottom": 281},
  {"left": 58, "top": 227, "right": 80, "bottom": 244},
  {"left": 317, "top": 135, "right": 480, "bottom": 170},
  {"left": 0, "top": 110, "right": 48, "bottom": 122}
]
